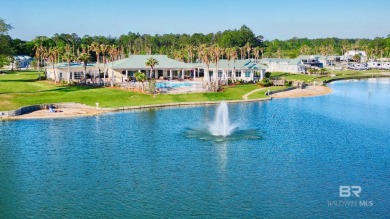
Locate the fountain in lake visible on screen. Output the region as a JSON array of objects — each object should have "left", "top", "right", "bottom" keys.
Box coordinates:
[
  {"left": 208, "top": 102, "right": 238, "bottom": 137},
  {"left": 185, "top": 101, "right": 261, "bottom": 141}
]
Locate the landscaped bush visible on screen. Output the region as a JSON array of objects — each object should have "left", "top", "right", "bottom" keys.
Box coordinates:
[
  {"left": 233, "top": 79, "right": 245, "bottom": 85},
  {"left": 258, "top": 78, "right": 273, "bottom": 87},
  {"left": 37, "top": 75, "right": 46, "bottom": 80},
  {"left": 284, "top": 80, "right": 292, "bottom": 86},
  {"left": 264, "top": 72, "right": 271, "bottom": 78}
]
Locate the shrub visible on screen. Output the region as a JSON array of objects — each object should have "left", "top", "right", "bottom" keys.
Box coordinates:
[
  {"left": 258, "top": 78, "right": 273, "bottom": 87},
  {"left": 284, "top": 80, "right": 292, "bottom": 86},
  {"left": 264, "top": 72, "right": 271, "bottom": 78},
  {"left": 37, "top": 75, "right": 47, "bottom": 80}
]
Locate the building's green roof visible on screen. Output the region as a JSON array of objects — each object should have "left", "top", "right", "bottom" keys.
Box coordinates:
[
  {"left": 46, "top": 62, "right": 96, "bottom": 69},
  {"left": 260, "top": 58, "right": 303, "bottom": 65},
  {"left": 298, "top": 55, "right": 336, "bottom": 61},
  {"left": 106, "top": 55, "right": 194, "bottom": 70},
  {"left": 297, "top": 55, "right": 319, "bottom": 60},
  {"left": 208, "top": 59, "right": 266, "bottom": 70}
]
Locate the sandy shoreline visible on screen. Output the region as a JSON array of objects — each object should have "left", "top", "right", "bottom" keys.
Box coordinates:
[
  {"left": 13, "top": 108, "right": 103, "bottom": 119},
  {"left": 270, "top": 86, "right": 332, "bottom": 98},
  {"left": 4, "top": 86, "right": 332, "bottom": 120}
]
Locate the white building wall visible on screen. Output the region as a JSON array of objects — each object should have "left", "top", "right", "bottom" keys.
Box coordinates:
[{"left": 266, "top": 63, "right": 301, "bottom": 74}]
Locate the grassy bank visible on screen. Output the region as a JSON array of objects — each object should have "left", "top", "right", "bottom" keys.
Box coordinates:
[
  {"left": 247, "top": 86, "right": 288, "bottom": 99},
  {"left": 2, "top": 70, "right": 387, "bottom": 111},
  {"left": 270, "top": 70, "right": 389, "bottom": 83},
  {"left": 0, "top": 71, "right": 272, "bottom": 111}
]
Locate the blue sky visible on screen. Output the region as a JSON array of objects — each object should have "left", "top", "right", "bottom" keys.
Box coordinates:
[{"left": 2, "top": 0, "right": 390, "bottom": 41}]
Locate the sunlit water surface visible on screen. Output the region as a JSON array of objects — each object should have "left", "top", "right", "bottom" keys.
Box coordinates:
[{"left": 1, "top": 78, "right": 390, "bottom": 218}]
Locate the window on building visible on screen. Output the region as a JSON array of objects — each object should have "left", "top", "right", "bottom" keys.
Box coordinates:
[
  {"left": 245, "top": 72, "right": 251, "bottom": 77},
  {"left": 236, "top": 71, "right": 241, "bottom": 77},
  {"left": 74, "top": 72, "right": 82, "bottom": 80}
]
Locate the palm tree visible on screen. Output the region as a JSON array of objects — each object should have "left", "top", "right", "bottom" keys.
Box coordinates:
[
  {"left": 62, "top": 50, "right": 74, "bottom": 84},
  {"left": 145, "top": 57, "right": 159, "bottom": 79},
  {"left": 186, "top": 45, "right": 194, "bottom": 63},
  {"left": 41, "top": 47, "right": 49, "bottom": 77},
  {"left": 201, "top": 46, "right": 211, "bottom": 83},
  {"left": 100, "top": 44, "right": 110, "bottom": 86},
  {"left": 253, "top": 47, "right": 260, "bottom": 62},
  {"left": 48, "top": 48, "right": 57, "bottom": 82},
  {"left": 33, "top": 42, "right": 44, "bottom": 73},
  {"left": 120, "top": 45, "right": 126, "bottom": 59},
  {"left": 108, "top": 45, "right": 119, "bottom": 87},
  {"left": 89, "top": 42, "right": 101, "bottom": 84},
  {"left": 352, "top": 54, "right": 361, "bottom": 62},
  {"left": 300, "top": 45, "right": 310, "bottom": 55},
  {"left": 7, "top": 56, "right": 14, "bottom": 71},
  {"left": 307, "top": 67, "right": 316, "bottom": 75},
  {"left": 77, "top": 52, "right": 90, "bottom": 84},
  {"left": 244, "top": 42, "right": 251, "bottom": 59},
  {"left": 341, "top": 43, "right": 349, "bottom": 56},
  {"left": 211, "top": 45, "right": 223, "bottom": 90},
  {"left": 384, "top": 47, "right": 390, "bottom": 59},
  {"left": 230, "top": 47, "right": 238, "bottom": 82},
  {"left": 239, "top": 47, "right": 245, "bottom": 59},
  {"left": 220, "top": 48, "right": 225, "bottom": 60},
  {"left": 259, "top": 47, "right": 265, "bottom": 59},
  {"left": 178, "top": 49, "right": 184, "bottom": 62},
  {"left": 197, "top": 44, "right": 206, "bottom": 63},
  {"left": 56, "top": 46, "right": 64, "bottom": 63},
  {"left": 327, "top": 44, "right": 334, "bottom": 55},
  {"left": 276, "top": 48, "right": 282, "bottom": 58},
  {"left": 317, "top": 45, "right": 327, "bottom": 55},
  {"left": 34, "top": 50, "right": 41, "bottom": 78},
  {"left": 225, "top": 47, "right": 235, "bottom": 85},
  {"left": 134, "top": 71, "right": 147, "bottom": 91}
]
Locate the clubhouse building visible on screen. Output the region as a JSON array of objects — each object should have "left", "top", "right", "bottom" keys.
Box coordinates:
[{"left": 45, "top": 55, "right": 266, "bottom": 83}]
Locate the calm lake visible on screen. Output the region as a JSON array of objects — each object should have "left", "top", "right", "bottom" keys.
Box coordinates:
[{"left": 1, "top": 78, "right": 390, "bottom": 218}]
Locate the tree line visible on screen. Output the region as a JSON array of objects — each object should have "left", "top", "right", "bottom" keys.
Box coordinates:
[{"left": 1, "top": 16, "right": 390, "bottom": 69}]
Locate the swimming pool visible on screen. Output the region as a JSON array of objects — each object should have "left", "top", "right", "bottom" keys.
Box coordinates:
[{"left": 156, "top": 81, "right": 201, "bottom": 89}]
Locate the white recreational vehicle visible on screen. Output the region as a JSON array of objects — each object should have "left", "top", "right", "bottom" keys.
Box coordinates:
[{"left": 367, "top": 61, "right": 390, "bottom": 70}]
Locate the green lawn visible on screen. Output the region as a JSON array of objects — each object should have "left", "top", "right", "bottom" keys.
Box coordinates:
[
  {"left": 0, "top": 71, "right": 261, "bottom": 111},
  {"left": 2, "top": 70, "right": 388, "bottom": 111},
  {"left": 247, "top": 86, "right": 288, "bottom": 99},
  {"left": 270, "top": 72, "right": 327, "bottom": 82},
  {"left": 270, "top": 70, "right": 389, "bottom": 83}
]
